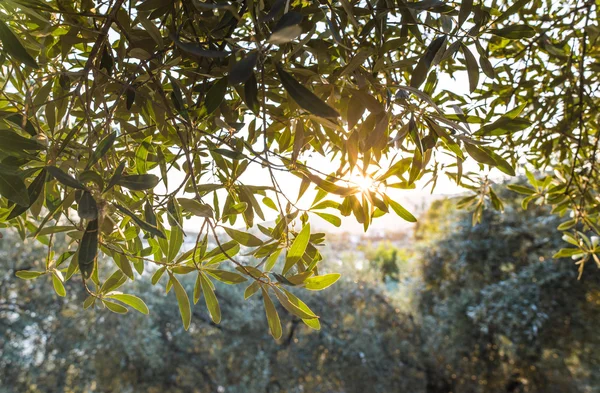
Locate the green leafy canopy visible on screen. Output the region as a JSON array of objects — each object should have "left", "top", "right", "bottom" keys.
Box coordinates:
[{"left": 0, "top": 0, "right": 597, "bottom": 333}]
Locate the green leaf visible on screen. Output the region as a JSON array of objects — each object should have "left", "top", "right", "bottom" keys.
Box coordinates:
[
  {"left": 464, "top": 143, "right": 496, "bottom": 165},
  {"left": 103, "top": 300, "right": 129, "bottom": 314},
  {"left": 461, "top": 44, "right": 479, "bottom": 93},
  {"left": 52, "top": 272, "right": 66, "bottom": 297},
  {"left": 488, "top": 150, "right": 516, "bottom": 176},
  {"left": 16, "top": 270, "right": 44, "bottom": 280},
  {"left": 385, "top": 196, "right": 417, "bottom": 222},
  {"left": 493, "top": 0, "right": 531, "bottom": 26},
  {"left": 172, "top": 35, "right": 229, "bottom": 58},
  {"left": 35, "top": 225, "right": 76, "bottom": 237},
  {"left": 205, "top": 269, "right": 248, "bottom": 284},
  {"left": 475, "top": 117, "right": 532, "bottom": 136},
  {"left": 490, "top": 25, "right": 536, "bottom": 39},
  {"left": 201, "top": 273, "right": 221, "bottom": 323},
  {"left": 105, "top": 161, "right": 126, "bottom": 191},
  {"left": 100, "top": 270, "right": 127, "bottom": 294},
  {"left": 262, "top": 288, "right": 282, "bottom": 339},
  {"left": 87, "top": 132, "right": 116, "bottom": 168},
  {"left": 171, "top": 275, "right": 191, "bottom": 330},
  {"left": 303, "top": 172, "right": 359, "bottom": 197},
  {"left": 243, "top": 73, "right": 259, "bottom": 113},
  {"left": 479, "top": 53, "right": 495, "bottom": 79},
  {"left": 113, "top": 252, "right": 134, "bottom": 280},
  {"left": 553, "top": 248, "right": 583, "bottom": 259},
  {"left": 276, "top": 63, "right": 340, "bottom": 118},
  {"left": 205, "top": 77, "right": 228, "bottom": 115},
  {"left": 229, "top": 51, "right": 258, "bottom": 84},
  {"left": 168, "top": 227, "right": 183, "bottom": 262},
  {"left": 151, "top": 267, "right": 166, "bottom": 285},
  {"left": 115, "top": 204, "right": 166, "bottom": 239},
  {"left": 244, "top": 281, "right": 260, "bottom": 299},
  {"left": 0, "top": 130, "right": 43, "bottom": 152},
  {"left": 268, "top": 12, "right": 303, "bottom": 44},
  {"left": 507, "top": 184, "right": 536, "bottom": 195},
  {"left": 78, "top": 219, "right": 98, "bottom": 279},
  {"left": 265, "top": 247, "right": 283, "bottom": 272},
  {"left": 283, "top": 223, "right": 311, "bottom": 274},
  {"left": 177, "top": 197, "right": 214, "bottom": 218},
  {"left": 314, "top": 212, "right": 342, "bottom": 227},
  {"left": 136, "top": 136, "right": 152, "bottom": 175},
  {"left": 224, "top": 227, "right": 263, "bottom": 247},
  {"left": 458, "top": 0, "right": 473, "bottom": 27},
  {"left": 105, "top": 294, "right": 149, "bottom": 315},
  {"left": 0, "top": 171, "right": 29, "bottom": 207},
  {"left": 281, "top": 288, "right": 321, "bottom": 330},
  {"left": 77, "top": 191, "right": 98, "bottom": 220},
  {"left": 46, "top": 166, "right": 85, "bottom": 189},
  {"left": 272, "top": 287, "right": 317, "bottom": 319},
  {"left": 0, "top": 19, "right": 38, "bottom": 68},
  {"left": 7, "top": 168, "right": 46, "bottom": 219},
  {"left": 411, "top": 35, "right": 446, "bottom": 88},
  {"left": 304, "top": 273, "right": 341, "bottom": 291},
  {"left": 212, "top": 148, "right": 245, "bottom": 160},
  {"left": 83, "top": 296, "right": 96, "bottom": 309},
  {"left": 117, "top": 174, "right": 159, "bottom": 191},
  {"left": 126, "top": 87, "right": 135, "bottom": 110}
]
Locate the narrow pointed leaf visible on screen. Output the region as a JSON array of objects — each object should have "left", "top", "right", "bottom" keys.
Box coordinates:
[{"left": 276, "top": 64, "right": 340, "bottom": 118}]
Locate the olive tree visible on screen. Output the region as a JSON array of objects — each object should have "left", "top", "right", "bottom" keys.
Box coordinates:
[{"left": 0, "top": 0, "right": 596, "bottom": 334}]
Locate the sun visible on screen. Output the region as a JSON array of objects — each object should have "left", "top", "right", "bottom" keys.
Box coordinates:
[{"left": 352, "top": 172, "right": 376, "bottom": 193}]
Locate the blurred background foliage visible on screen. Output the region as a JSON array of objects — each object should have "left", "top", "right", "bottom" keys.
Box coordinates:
[{"left": 2, "top": 181, "right": 599, "bottom": 393}]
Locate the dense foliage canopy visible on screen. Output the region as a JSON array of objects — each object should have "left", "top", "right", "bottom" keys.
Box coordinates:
[{"left": 0, "top": 0, "right": 598, "bottom": 333}]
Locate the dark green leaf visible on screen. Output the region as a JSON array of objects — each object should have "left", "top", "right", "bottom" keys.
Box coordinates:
[
  {"left": 276, "top": 64, "right": 340, "bottom": 118},
  {"left": 77, "top": 191, "right": 98, "bottom": 220},
  {"left": 411, "top": 35, "right": 447, "bottom": 88},
  {"left": 229, "top": 51, "right": 258, "bottom": 84},
  {"left": 0, "top": 20, "right": 38, "bottom": 68},
  {"left": 117, "top": 174, "right": 159, "bottom": 191},
  {"left": 172, "top": 34, "right": 229, "bottom": 58},
  {"left": 47, "top": 166, "right": 85, "bottom": 189},
  {"left": 87, "top": 132, "right": 117, "bottom": 169},
  {"left": 268, "top": 12, "right": 303, "bottom": 44},
  {"left": 462, "top": 44, "right": 479, "bottom": 93},
  {"left": 0, "top": 171, "right": 29, "bottom": 207},
  {"left": 458, "top": 0, "right": 473, "bottom": 27},
  {"left": 205, "top": 78, "right": 228, "bottom": 115},
  {"left": 115, "top": 203, "right": 166, "bottom": 239},
  {"left": 490, "top": 25, "right": 536, "bottom": 39},
  {"left": 105, "top": 161, "right": 126, "bottom": 191},
  {"left": 78, "top": 219, "right": 98, "bottom": 280},
  {"left": 464, "top": 142, "right": 497, "bottom": 165},
  {"left": 0, "top": 130, "right": 44, "bottom": 152}
]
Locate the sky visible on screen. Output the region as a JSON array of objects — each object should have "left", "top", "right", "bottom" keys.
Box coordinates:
[{"left": 166, "top": 69, "right": 498, "bottom": 234}]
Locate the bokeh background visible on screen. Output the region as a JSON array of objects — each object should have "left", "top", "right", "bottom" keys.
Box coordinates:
[{"left": 1, "top": 184, "right": 599, "bottom": 393}]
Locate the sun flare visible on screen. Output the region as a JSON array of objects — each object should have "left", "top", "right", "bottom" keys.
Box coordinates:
[{"left": 352, "top": 173, "right": 377, "bottom": 193}]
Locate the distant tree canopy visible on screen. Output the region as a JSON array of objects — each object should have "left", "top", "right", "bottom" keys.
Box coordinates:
[
  {"left": 2, "top": 188, "right": 599, "bottom": 393},
  {"left": 0, "top": 0, "right": 598, "bottom": 333}
]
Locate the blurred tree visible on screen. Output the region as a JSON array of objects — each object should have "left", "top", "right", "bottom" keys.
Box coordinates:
[
  {"left": 416, "top": 185, "right": 600, "bottom": 393},
  {"left": 0, "top": 230, "right": 426, "bottom": 393}
]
